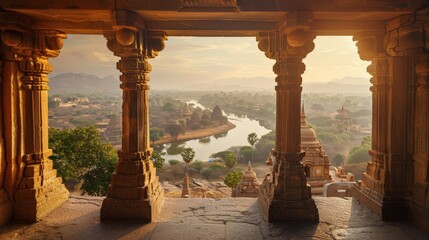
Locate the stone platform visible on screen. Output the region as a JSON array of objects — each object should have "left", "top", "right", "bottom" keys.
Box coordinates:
[{"left": 0, "top": 195, "right": 427, "bottom": 240}]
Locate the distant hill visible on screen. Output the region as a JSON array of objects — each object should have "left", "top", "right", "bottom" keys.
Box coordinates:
[
  {"left": 49, "top": 73, "right": 120, "bottom": 94},
  {"left": 303, "top": 76, "right": 370, "bottom": 94},
  {"left": 49, "top": 73, "right": 370, "bottom": 94}
]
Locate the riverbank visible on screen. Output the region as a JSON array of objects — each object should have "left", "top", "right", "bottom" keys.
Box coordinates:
[{"left": 154, "top": 121, "right": 236, "bottom": 145}]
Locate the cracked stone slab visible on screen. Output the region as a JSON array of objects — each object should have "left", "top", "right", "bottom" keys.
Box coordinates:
[
  {"left": 151, "top": 222, "right": 225, "bottom": 240},
  {"left": 226, "top": 222, "right": 262, "bottom": 240}
]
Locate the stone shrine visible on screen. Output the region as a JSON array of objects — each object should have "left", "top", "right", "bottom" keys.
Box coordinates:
[
  {"left": 232, "top": 162, "right": 260, "bottom": 198},
  {"left": 300, "top": 105, "right": 332, "bottom": 194}
]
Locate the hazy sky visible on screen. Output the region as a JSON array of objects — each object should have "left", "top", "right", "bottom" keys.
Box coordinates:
[{"left": 49, "top": 35, "right": 371, "bottom": 89}]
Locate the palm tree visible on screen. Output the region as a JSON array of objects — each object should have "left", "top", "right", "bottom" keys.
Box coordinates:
[
  {"left": 181, "top": 147, "right": 195, "bottom": 173},
  {"left": 247, "top": 133, "right": 259, "bottom": 164}
]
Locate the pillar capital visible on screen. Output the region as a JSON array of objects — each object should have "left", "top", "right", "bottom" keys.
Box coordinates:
[
  {"left": 384, "top": 8, "right": 429, "bottom": 57},
  {"left": 1, "top": 29, "right": 66, "bottom": 60},
  {"left": 104, "top": 29, "right": 167, "bottom": 59},
  {"left": 353, "top": 31, "right": 385, "bottom": 61},
  {"left": 257, "top": 11, "right": 315, "bottom": 61}
]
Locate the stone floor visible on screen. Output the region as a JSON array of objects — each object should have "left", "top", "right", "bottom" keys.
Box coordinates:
[{"left": 0, "top": 195, "right": 428, "bottom": 240}]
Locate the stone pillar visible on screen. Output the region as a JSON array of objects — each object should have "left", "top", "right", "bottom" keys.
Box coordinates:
[
  {"left": 100, "top": 29, "right": 166, "bottom": 221},
  {"left": 0, "top": 28, "right": 69, "bottom": 222},
  {"left": 352, "top": 13, "right": 424, "bottom": 220},
  {"left": 374, "top": 9, "right": 429, "bottom": 229},
  {"left": 257, "top": 12, "right": 319, "bottom": 222}
]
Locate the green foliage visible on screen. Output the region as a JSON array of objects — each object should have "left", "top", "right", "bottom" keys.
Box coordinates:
[
  {"left": 224, "top": 171, "right": 243, "bottom": 189},
  {"left": 166, "top": 142, "right": 185, "bottom": 155},
  {"left": 318, "top": 132, "right": 340, "bottom": 143},
  {"left": 168, "top": 159, "right": 181, "bottom": 165},
  {"left": 239, "top": 146, "right": 253, "bottom": 163},
  {"left": 80, "top": 155, "right": 116, "bottom": 196},
  {"left": 348, "top": 136, "right": 371, "bottom": 164},
  {"left": 211, "top": 150, "right": 234, "bottom": 160},
  {"left": 331, "top": 154, "right": 345, "bottom": 167},
  {"left": 150, "top": 128, "right": 164, "bottom": 144},
  {"left": 224, "top": 152, "right": 237, "bottom": 169},
  {"left": 190, "top": 160, "right": 204, "bottom": 172},
  {"left": 151, "top": 150, "right": 166, "bottom": 169},
  {"left": 247, "top": 133, "right": 259, "bottom": 147},
  {"left": 49, "top": 126, "right": 118, "bottom": 196},
  {"left": 48, "top": 100, "right": 60, "bottom": 108},
  {"left": 181, "top": 147, "right": 195, "bottom": 164},
  {"left": 166, "top": 123, "right": 185, "bottom": 140},
  {"left": 162, "top": 102, "right": 176, "bottom": 112}
]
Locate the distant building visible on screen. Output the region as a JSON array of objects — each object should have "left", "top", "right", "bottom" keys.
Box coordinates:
[
  {"left": 333, "top": 106, "right": 353, "bottom": 132},
  {"left": 300, "top": 104, "right": 332, "bottom": 194},
  {"left": 232, "top": 162, "right": 260, "bottom": 198}
]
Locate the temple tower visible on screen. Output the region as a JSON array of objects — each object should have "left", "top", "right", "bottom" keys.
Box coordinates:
[{"left": 300, "top": 104, "right": 332, "bottom": 193}]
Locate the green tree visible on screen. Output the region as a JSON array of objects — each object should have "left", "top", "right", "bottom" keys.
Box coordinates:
[
  {"left": 49, "top": 126, "right": 118, "bottom": 196},
  {"left": 166, "top": 123, "right": 185, "bottom": 140},
  {"left": 181, "top": 147, "right": 195, "bottom": 173},
  {"left": 224, "top": 152, "right": 237, "bottom": 170},
  {"left": 224, "top": 171, "right": 243, "bottom": 189},
  {"left": 247, "top": 133, "right": 259, "bottom": 164},
  {"left": 239, "top": 146, "right": 253, "bottom": 163},
  {"left": 348, "top": 136, "right": 371, "bottom": 164},
  {"left": 151, "top": 150, "right": 166, "bottom": 169},
  {"left": 150, "top": 127, "right": 164, "bottom": 144}
]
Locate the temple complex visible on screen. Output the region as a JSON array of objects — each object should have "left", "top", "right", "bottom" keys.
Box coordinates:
[
  {"left": 232, "top": 162, "right": 260, "bottom": 198},
  {"left": 300, "top": 105, "right": 332, "bottom": 194},
  {"left": 0, "top": 0, "right": 427, "bottom": 233}
]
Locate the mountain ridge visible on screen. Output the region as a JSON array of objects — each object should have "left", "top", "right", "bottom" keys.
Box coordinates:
[{"left": 49, "top": 72, "right": 370, "bottom": 94}]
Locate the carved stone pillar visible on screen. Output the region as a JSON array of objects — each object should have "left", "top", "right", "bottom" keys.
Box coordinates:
[
  {"left": 353, "top": 18, "right": 421, "bottom": 219},
  {"left": 375, "top": 8, "right": 429, "bottom": 229},
  {"left": 100, "top": 29, "right": 166, "bottom": 221},
  {"left": 257, "top": 12, "right": 319, "bottom": 222},
  {"left": 0, "top": 28, "right": 69, "bottom": 222}
]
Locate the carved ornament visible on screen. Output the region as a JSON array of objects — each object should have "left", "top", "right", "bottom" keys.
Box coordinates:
[
  {"left": 105, "top": 30, "right": 167, "bottom": 58},
  {"left": 384, "top": 9, "right": 429, "bottom": 56},
  {"left": 1, "top": 29, "right": 66, "bottom": 59}
]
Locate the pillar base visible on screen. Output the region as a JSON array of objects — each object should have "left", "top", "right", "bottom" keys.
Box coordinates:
[
  {"left": 351, "top": 183, "right": 407, "bottom": 220},
  {"left": 100, "top": 188, "right": 164, "bottom": 222},
  {"left": 258, "top": 151, "right": 319, "bottom": 223},
  {"left": 0, "top": 189, "right": 13, "bottom": 225},
  {"left": 259, "top": 183, "right": 319, "bottom": 222},
  {"left": 409, "top": 200, "right": 429, "bottom": 233},
  {"left": 14, "top": 160, "right": 69, "bottom": 222}
]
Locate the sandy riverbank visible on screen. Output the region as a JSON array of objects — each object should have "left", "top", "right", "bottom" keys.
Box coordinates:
[{"left": 154, "top": 122, "right": 236, "bottom": 145}]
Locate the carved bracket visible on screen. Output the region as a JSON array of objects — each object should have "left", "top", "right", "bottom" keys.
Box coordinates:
[
  {"left": 385, "top": 8, "right": 429, "bottom": 57},
  {"left": 257, "top": 12, "right": 315, "bottom": 60},
  {"left": 105, "top": 29, "right": 167, "bottom": 58},
  {"left": 1, "top": 29, "right": 66, "bottom": 59}
]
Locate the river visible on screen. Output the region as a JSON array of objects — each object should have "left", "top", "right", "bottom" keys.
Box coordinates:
[{"left": 162, "top": 100, "right": 270, "bottom": 161}]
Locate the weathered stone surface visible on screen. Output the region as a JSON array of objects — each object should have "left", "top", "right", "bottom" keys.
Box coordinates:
[{"left": 1, "top": 196, "right": 428, "bottom": 239}]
